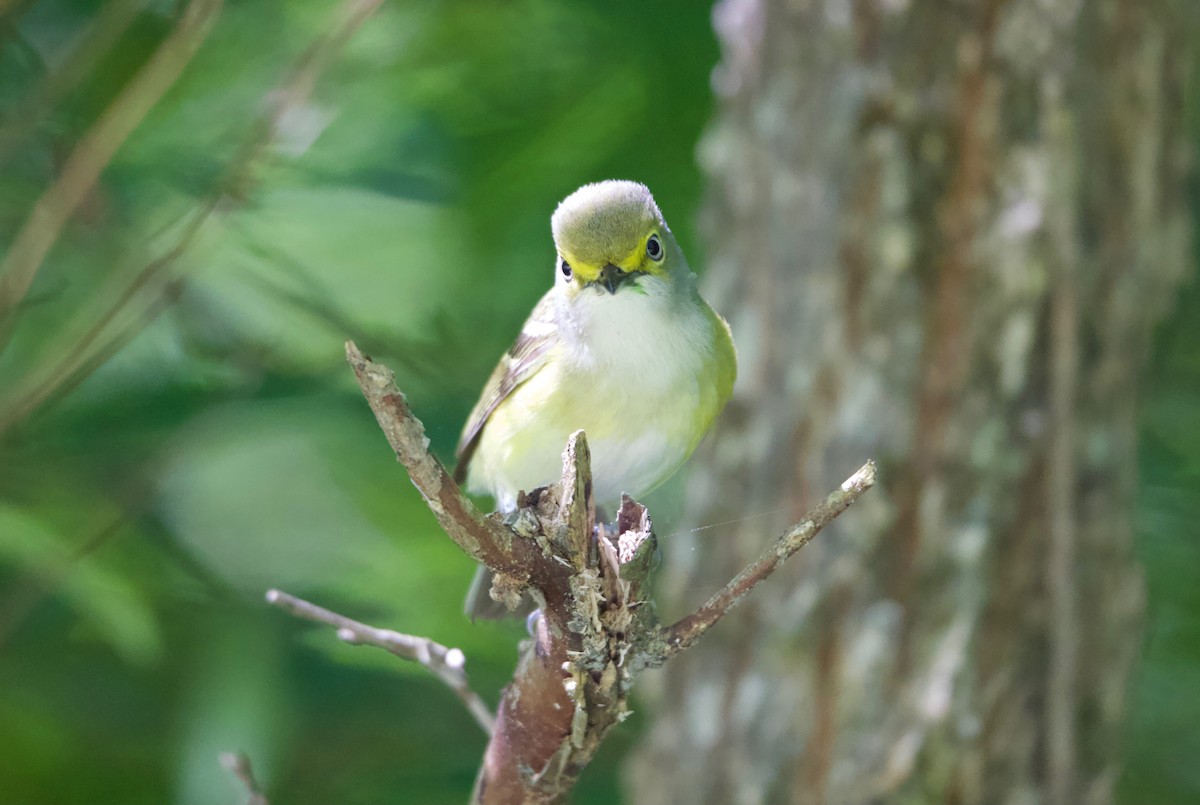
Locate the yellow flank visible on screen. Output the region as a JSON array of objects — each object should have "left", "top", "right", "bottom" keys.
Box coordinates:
[{"left": 707, "top": 302, "right": 738, "bottom": 406}]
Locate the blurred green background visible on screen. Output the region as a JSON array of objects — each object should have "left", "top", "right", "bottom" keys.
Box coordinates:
[{"left": 0, "top": 1, "right": 1195, "bottom": 804}]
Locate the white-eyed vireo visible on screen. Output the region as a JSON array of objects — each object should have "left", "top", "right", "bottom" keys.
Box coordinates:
[{"left": 455, "top": 180, "right": 737, "bottom": 618}]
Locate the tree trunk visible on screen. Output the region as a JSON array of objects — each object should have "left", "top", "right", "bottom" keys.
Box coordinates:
[{"left": 627, "top": 1, "right": 1193, "bottom": 804}]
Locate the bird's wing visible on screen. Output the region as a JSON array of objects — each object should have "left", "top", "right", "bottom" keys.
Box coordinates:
[{"left": 454, "top": 290, "right": 557, "bottom": 484}]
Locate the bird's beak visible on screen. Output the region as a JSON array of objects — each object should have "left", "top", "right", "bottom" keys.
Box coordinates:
[{"left": 598, "top": 263, "right": 625, "bottom": 295}]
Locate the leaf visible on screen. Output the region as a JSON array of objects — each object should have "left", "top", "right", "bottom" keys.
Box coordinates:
[{"left": 0, "top": 504, "right": 161, "bottom": 665}]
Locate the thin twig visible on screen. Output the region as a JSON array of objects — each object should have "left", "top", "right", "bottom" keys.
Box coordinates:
[
  {"left": 0, "top": 214, "right": 210, "bottom": 437},
  {"left": 338, "top": 347, "right": 874, "bottom": 803},
  {"left": 0, "top": 0, "right": 143, "bottom": 168},
  {"left": 265, "top": 588, "right": 494, "bottom": 733},
  {"left": 219, "top": 751, "right": 269, "bottom": 805},
  {"left": 0, "top": 0, "right": 221, "bottom": 347},
  {"left": 344, "top": 341, "right": 528, "bottom": 577},
  {"left": 0, "top": 0, "right": 386, "bottom": 437},
  {"left": 656, "top": 460, "right": 877, "bottom": 660}
]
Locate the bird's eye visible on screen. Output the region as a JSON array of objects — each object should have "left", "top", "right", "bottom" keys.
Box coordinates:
[
  {"left": 646, "top": 234, "right": 664, "bottom": 261},
  {"left": 560, "top": 259, "right": 572, "bottom": 279}
]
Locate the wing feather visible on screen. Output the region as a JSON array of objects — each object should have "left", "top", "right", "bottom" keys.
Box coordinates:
[{"left": 454, "top": 291, "right": 557, "bottom": 483}]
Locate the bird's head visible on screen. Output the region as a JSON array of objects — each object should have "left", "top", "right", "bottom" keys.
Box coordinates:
[{"left": 550, "top": 180, "right": 687, "bottom": 300}]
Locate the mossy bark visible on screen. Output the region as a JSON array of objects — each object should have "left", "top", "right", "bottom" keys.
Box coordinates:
[{"left": 627, "top": 1, "right": 1194, "bottom": 803}]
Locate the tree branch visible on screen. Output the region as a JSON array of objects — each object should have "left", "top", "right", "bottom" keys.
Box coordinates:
[
  {"left": 219, "top": 750, "right": 269, "bottom": 805},
  {"left": 344, "top": 341, "right": 563, "bottom": 586},
  {"left": 0, "top": 0, "right": 386, "bottom": 436},
  {"left": 0, "top": 0, "right": 143, "bottom": 168},
  {"left": 265, "top": 588, "right": 494, "bottom": 734},
  {"left": 332, "top": 342, "right": 875, "bottom": 804},
  {"left": 651, "top": 460, "right": 877, "bottom": 662},
  {"left": 0, "top": 0, "right": 221, "bottom": 347}
]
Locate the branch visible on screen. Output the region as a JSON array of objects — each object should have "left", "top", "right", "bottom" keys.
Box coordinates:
[
  {"left": 650, "top": 460, "right": 877, "bottom": 662},
  {"left": 334, "top": 343, "right": 875, "bottom": 804},
  {"left": 219, "top": 751, "right": 269, "bottom": 805},
  {"left": 265, "top": 588, "right": 494, "bottom": 734},
  {"left": 0, "top": 0, "right": 221, "bottom": 345},
  {"left": 0, "top": 0, "right": 143, "bottom": 168},
  {"left": 344, "top": 341, "right": 548, "bottom": 582},
  {"left": 0, "top": 0, "right": 385, "bottom": 436}
]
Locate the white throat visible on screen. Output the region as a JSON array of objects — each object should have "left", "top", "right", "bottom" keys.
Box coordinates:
[{"left": 555, "top": 274, "right": 705, "bottom": 386}]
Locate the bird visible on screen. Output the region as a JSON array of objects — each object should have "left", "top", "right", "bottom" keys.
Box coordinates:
[{"left": 454, "top": 180, "right": 737, "bottom": 618}]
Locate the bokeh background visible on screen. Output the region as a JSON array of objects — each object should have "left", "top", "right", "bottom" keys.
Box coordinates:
[{"left": 0, "top": 1, "right": 1195, "bottom": 804}]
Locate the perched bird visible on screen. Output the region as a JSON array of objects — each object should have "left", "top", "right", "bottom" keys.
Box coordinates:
[{"left": 455, "top": 180, "right": 737, "bottom": 618}]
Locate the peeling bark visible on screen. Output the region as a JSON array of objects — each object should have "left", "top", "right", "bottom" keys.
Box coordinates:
[{"left": 628, "top": 1, "right": 1193, "bottom": 804}]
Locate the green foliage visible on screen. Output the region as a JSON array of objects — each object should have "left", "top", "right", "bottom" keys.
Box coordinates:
[
  {"left": 0, "top": 1, "right": 1196, "bottom": 803},
  {"left": 0, "top": 1, "right": 715, "bottom": 802},
  {"left": 1120, "top": 230, "right": 1200, "bottom": 805}
]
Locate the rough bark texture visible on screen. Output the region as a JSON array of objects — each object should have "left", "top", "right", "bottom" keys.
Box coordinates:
[{"left": 628, "top": 2, "right": 1194, "bottom": 804}]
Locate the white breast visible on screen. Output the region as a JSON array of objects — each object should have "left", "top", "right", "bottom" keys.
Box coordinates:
[
  {"left": 558, "top": 276, "right": 709, "bottom": 386},
  {"left": 470, "top": 274, "right": 725, "bottom": 512},
  {"left": 555, "top": 277, "right": 715, "bottom": 503}
]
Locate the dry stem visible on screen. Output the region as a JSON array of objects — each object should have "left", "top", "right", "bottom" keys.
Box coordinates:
[
  {"left": 266, "top": 589, "right": 494, "bottom": 733},
  {"left": 0, "top": 0, "right": 385, "bottom": 436},
  {"left": 332, "top": 341, "right": 875, "bottom": 805},
  {"left": 0, "top": 0, "right": 220, "bottom": 344},
  {"left": 652, "top": 460, "right": 877, "bottom": 662},
  {"left": 219, "top": 750, "right": 269, "bottom": 805}
]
